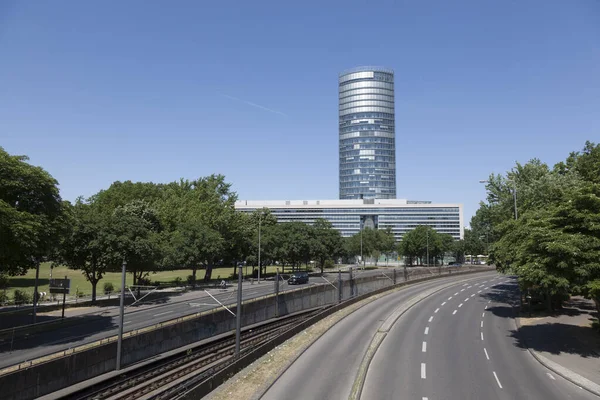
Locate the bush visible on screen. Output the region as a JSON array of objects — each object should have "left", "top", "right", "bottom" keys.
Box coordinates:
[
  {"left": 14, "top": 289, "right": 32, "bottom": 305},
  {"left": 103, "top": 282, "right": 115, "bottom": 294},
  {"left": 0, "top": 291, "right": 8, "bottom": 305},
  {"left": 0, "top": 274, "right": 8, "bottom": 290},
  {"left": 187, "top": 275, "right": 195, "bottom": 285},
  {"left": 173, "top": 277, "right": 183, "bottom": 286},
  {"left": 323, "top": 259, "right": 335, "bottom": 269}
]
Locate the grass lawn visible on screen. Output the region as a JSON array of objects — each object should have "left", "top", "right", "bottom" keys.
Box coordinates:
[{"left": 3, "top": 263, "right": 303, "bottom": 301}]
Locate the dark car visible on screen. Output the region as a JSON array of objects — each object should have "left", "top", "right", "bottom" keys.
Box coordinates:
[
  {"left": 448, "top": 262, "right": 462, "bottom": 267},
  {"left": 288, "top": 272, "right": 309, "bottom": 285}
]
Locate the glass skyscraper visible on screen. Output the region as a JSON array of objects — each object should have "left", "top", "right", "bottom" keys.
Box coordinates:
[{"left": 339, "top": 66, "right": 396, "bottom": 200}]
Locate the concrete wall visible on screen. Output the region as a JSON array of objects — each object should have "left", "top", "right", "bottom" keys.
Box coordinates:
[{"left": 0, "top": 267, "right": 476, "bottom": 400}]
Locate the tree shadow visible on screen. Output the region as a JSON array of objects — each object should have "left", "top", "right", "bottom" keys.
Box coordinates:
[
  {"left": 510, "top": 323, "right": 600, "bottom": 359},
  {"left": 0, "top": 313, "right": 116, "bottom": 367}
]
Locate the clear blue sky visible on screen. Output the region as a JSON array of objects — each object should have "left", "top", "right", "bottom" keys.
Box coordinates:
[{"left": 1, "top": 0, "right": 599, "bottom": 224}]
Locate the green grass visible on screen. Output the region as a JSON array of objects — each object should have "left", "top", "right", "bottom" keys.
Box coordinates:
[{"left": 3, "top": 263, "right": 306, "bottom": 301}]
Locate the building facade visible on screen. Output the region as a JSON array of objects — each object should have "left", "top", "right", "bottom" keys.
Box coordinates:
[
  {"left": 339, "top": 67, "right": 397, "bottom": 200},
  {"left": 235, "top": 199, "right": 463, "bottom": 241}
]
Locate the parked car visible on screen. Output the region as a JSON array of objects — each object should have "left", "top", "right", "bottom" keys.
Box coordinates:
[
  {"left": 288, "top": 272, "right": 309, "bottom": 285},
  {"left": 448, "top": 262, "right": 462, "bottom": 267}
]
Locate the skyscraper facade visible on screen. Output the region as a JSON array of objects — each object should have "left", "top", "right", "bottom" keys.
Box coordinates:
[{"left": 339, "top": 67, "right": 396, "bottom": 200}]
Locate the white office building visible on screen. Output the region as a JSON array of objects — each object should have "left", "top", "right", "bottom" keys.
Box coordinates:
[{"left": 235, "top": 199, "right": 463, "bottom": 241}]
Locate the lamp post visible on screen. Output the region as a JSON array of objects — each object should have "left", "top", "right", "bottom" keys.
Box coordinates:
[
  {"left": 480, "top": 179, "right": 518, "bottom": 220},
  {"left": 116, "top": 259, "right": 127, "bottom": 370},
  {"left": 426, "top": 229, "right": 430, "bottom": 268},
  {"left": 257, "top": 213, "right": 262, "bottom": 283},
  {"left": 360, "top": 218, "right": 363, "bottom": 268}
]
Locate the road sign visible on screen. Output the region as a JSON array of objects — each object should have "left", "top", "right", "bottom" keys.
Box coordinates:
[{"left": 49, "top": 278, "right": 70, "bottom": 294}]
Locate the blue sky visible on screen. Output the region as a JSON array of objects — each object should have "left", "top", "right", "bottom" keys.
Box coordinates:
[{"left": 1, "top": 0, "right": 599, "bottom": 224}]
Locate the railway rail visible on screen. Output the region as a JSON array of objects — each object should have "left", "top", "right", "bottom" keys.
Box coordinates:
[{"left": 65, "top": 308, "right": 324, "bottom": 400}]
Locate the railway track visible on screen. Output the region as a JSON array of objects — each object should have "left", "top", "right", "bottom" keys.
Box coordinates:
[{"left": 68, "top": 309, "right": 324, "bottom": 400}]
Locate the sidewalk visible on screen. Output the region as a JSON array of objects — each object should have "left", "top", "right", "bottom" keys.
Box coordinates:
[{"left": 516, "top": 296, "right": 600, "bottom": 395}]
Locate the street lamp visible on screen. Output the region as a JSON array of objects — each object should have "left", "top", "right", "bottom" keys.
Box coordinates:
[
  {"left": 426, "top": 229, "right": 429, "bottom": 267},
  {"left": 257, "top": 213, "right": 262, "bottom": 283},
  {"left": 360, "top": 218, "right": 363, "bottom": 268},
  {"left": 479, "top": 179, "right": 518, "bottom": 220}
]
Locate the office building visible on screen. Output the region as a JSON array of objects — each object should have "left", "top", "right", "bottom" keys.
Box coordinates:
[
  {"left": 235, "top": 199, "right": 463, "bottom": 241},
  {"left": 339, "top": 67, "right": 396, "bottom": 200}
]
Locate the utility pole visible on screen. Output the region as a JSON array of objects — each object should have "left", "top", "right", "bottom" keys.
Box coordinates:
[
  {"left": 258, "top": 213, "right": 262, "bottom": 283},
  {"left": 235, "top": 265, "right": 242, "bottom": 356},
  {"left": 275, "top": 268, "right": 280, "bottom": 318},
  {"left": 426, "top": 230, "right": 430, "bottom": 268},
  {"left": 116, "top": 259, "right": 127, "bottom": 370},
  {"left": 360, "top": 219, "right": 363, "bottom": 269}
]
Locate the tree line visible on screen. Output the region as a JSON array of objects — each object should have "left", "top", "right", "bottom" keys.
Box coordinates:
[
  {"left": 1, "top": 146, "right": 486, "bottom": 304},
  {"left": 472, "top": 141, "right": 600, "bottom": 313}
]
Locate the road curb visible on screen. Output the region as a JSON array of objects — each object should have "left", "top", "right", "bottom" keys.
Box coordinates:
[{"left": 515, "top": 314, "right": 600, "bottom": 397}]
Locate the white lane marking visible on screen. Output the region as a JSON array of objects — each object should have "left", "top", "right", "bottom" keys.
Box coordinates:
[
  {"left": 434, "top": 308, "right": 440, "bottom": 313},
  {"left": 461, "top": 289, "right": 465, "bottom": 292},
  {"left": 483, "top": 281, "right": 487, "bottom": 283},
  {"left": 123, "top": 321, "right": 131, "bottom": 325},
  {"left": 485, "top": 287, "right": 489, "bottom": 290},
  {"left": 453, "top": 310, "right": 457, "bottom": 315},
  {"left": 467, "top": 286, "right": 472, "bottom": 289},
  {"left": 423, "top": 398, "right": 428, "bottom": 400},
  {"left": 424, "top": 327, "right": 429, "bottom": 335},
  {"left": 422, "top": 341, "right": 427, "bottom": 352},
  {"left": 488, "top": 300, "right": 491, "bottom": 303},
  {"left": 482, "top": 312, "right": 485, "bottom": 317},
  {"left": 465, "top": 298, "right": 470, "bottom": 302},
  {"left": 477, "top": 290, "right": 482, "bottom": 293},
  {"left": 454, "top": 292, "right": 459, "bottom": 295},
  {"left": 481, "top": 332, "right": 484, "bottom": 341},
  {"left": 493, "top": 371, "right": 503, "bottom": 388},
  {"left": 471, "top": 294, "right": 475, "bottom": 297},
  {"left": 484, "top": 347, "right": 490, "bottom": 360},
  {"left": 421, "top": 363, "right": 426, "bottom": 379},
  {"left": 547, "top": 372, "right": 556, "bottom": 380},
  {"left": 458, "top": 303, "right": 463, "bottom": 308},
  {"left": 463, "top": 283, "right": 468, "bottom": 286},
  {"left": 428, "top": 316, "right": 433, "bottom": 322},
  {"left": 153, "top": 311, "right": 173, "bottom": 317},
  {"left": 484, "top": 305, "right": 488, "bottom": 310},
  {"left": 441, "top": 301, "right": 446, "bottom": 306},
  {"left": 449, "top": 296, "right": 453, "bottom": 300},
  {"left": 481, "top": 321, "right": 484, "bottom": 328}
]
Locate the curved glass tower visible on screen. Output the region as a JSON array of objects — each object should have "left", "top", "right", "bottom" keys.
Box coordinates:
[{"left": 339, "top": 66, "right": 396, "bottom": 199}]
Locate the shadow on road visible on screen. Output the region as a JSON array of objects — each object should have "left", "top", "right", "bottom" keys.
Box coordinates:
[{"left": 0, "top": 314, "right": 115, "bottom": 359}]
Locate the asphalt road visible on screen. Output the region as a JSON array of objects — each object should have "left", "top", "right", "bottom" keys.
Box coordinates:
[
  {"left": 0, "top": 266, "right": 473, "bottom": 370},
  {"left": 0, "top": 279, "right": 313, "bottom": 369},
  {"left": 263, "top": 273, "right": 597, "bottom": 400}
]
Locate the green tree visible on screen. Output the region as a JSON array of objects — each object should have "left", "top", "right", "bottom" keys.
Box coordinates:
[
  {"left": 311, "top": 219, "right": 344, "bottom": 274},
  {"left": 0, "top": 147, "right": 65, "bottom": 276},
  {"left": 378, "top": 227, "right": 397, "bottom": 266},
  {"left": 57, "top": 199, "right": 110, "bottom": 303},
  {"left": 105, "top": 200, "right": 165, "bottom": 287}
]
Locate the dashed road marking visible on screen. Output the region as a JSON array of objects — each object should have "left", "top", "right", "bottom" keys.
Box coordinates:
[
  {"left": 422, "top": 341, "right": 427, "bottom": 352},
  {"left": 471, "top": 294, "right": 475, "bottom": 297},
  {"left": 547, "top": 372, "right": 555, "bottom": 380},
  {"left": 481, "top": 321, "right": 484, "bottom": 328},
  {"left": 428, "top": 316, "right": 433, "bottom": 322},
  {"left": 424, "top": 327, "right": 429, "bottom": 335},
  {"left": 461, "top": 289, "right": 466, "bottom": 292},
  {"left": 421, "top": 363, "right": 426, "bottom": 379},
  {"left": 434, "top": 308, "right": 440, "bottom": 313},
  {"left": 448, "top": 296, "right": 453, "bottom": 300},
  {"left": 458, "top": 303, "right": 463, "bottom": 308},
  {"left": 467, "top": 286, "right": 472, "bottom": 289},
  {"left": 493, "top": 371, "right": 503, "bottom": 389},
  {"left": 482, "top": 312, "right": 485, "bottom": 317},
  {"left": 441, "top": 301, "right": 446, "bottom": 306},
  {"left": 484, "top": 347, "right": 490, "bottom": 360},
  {"left": 481, "top": 332, "right": 484, "bottom": 341},
  {"left": 453, "top": 310, "right": 457, "bottom": 315},
  {"left": 153, "top": 311, "right": 173, "bottom": 317},
  {"left": 477, "top": 290, "right": 482, "bottom": 293}
]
